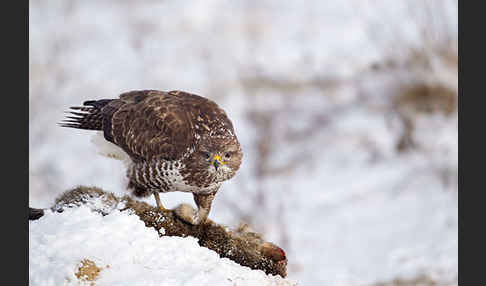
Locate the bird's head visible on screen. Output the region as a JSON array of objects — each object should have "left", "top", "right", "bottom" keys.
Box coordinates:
[{"left": 196, "top": 137, "right": 243, "bottom": 182}]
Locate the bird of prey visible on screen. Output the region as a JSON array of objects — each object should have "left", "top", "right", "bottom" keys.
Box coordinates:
[{"left": 60, "top": 90, "right": 243, "bottom": 225}]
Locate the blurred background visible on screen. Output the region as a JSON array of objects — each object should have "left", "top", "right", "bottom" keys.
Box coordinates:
[{"left": 29, "top": 0, "right": 457, "bottom": 285}]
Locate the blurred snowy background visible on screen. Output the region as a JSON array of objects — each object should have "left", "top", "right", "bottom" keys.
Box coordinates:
[{"left": 29, "top": 0, "right": 457, "bottom": 285}]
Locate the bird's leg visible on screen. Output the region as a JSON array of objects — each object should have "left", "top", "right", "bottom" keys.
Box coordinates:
[
  {"left": 153, "top": 191, "right": 167, "bottom": 212},
  {"left": 192, "top": 192, "right": 216, "bottom": 224},
  {"left": 174, "top": 192, "right": 216, "bottom": 225}
]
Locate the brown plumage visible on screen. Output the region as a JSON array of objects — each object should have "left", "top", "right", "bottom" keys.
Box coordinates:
[{"left": 60, "top": 90, "right": 243, "bottom": 224}]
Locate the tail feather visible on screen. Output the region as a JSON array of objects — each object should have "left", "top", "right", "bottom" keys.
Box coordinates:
[{"left": 59, "top": 99, "right": 113, "bottom": 131}]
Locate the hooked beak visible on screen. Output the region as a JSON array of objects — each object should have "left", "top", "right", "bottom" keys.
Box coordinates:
[{"left": 213, "top": 155, "right": 222, "bottom": 171}]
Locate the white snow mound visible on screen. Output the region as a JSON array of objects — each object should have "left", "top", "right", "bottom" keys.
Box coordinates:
[{"left": 29, "top": 206, "right": 296, "bottom": 286}]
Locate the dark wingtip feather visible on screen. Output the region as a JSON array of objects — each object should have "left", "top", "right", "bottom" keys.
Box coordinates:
[
  {"left": 67, "top": 111, "right": 90, "bottom": 117},
  {"left": 59, "top": 99, "right": 112, "bottom": 130},
  {"left": 68, "top": 106, "right": 95, "bottom": 112},
  {"left": 65, "top": 116, "right": 83, "bottom": 121},
  {"left": 58, "top": 122, "right": 81, "bottom": 128},
  {"left": 58, "top": 110, "right": 84, "bottom": 128},
  {"left": 83, "top": 100, "right": 97, "bottom": 106},
  {"left": 83, "top": 99, "right": 112, "bottom": 108}
]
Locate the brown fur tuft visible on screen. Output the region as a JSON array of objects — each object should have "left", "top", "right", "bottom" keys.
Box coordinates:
[{"left": 48, "top": 186, "right": 288, "bottom": 277}]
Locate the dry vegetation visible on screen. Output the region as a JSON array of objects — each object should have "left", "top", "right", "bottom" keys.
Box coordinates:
[{"left": 75, "top": 259, "right": 108, "bottom": 286}]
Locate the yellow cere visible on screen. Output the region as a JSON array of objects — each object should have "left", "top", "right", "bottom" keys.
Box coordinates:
[{"left": 213, "top": 155, "right": 225, "bottom": 164}]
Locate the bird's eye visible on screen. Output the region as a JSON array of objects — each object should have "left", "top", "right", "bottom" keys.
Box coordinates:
[
  {"left": 224, "top": 152, "right": 231, "bottom": 159},
  {"left": 201, "top": 152, "right": 211, "bottom": 159}
]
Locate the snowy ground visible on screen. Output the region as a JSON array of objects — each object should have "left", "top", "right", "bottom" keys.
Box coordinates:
[
  {"left": 29, "top": 206, "right": 295, "bottom": 286},
  {"left": 29, "top": 1, "right": 458, "bottom": 285}
]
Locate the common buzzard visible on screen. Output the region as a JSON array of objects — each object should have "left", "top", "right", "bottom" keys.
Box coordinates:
[{"left": 60, "top": 90, "right": 243, "bottom": 225}]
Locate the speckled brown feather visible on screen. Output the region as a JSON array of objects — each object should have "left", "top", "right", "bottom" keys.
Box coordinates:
[{"left": 61, "top": 90, "right": 242, "bottom": 200}]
